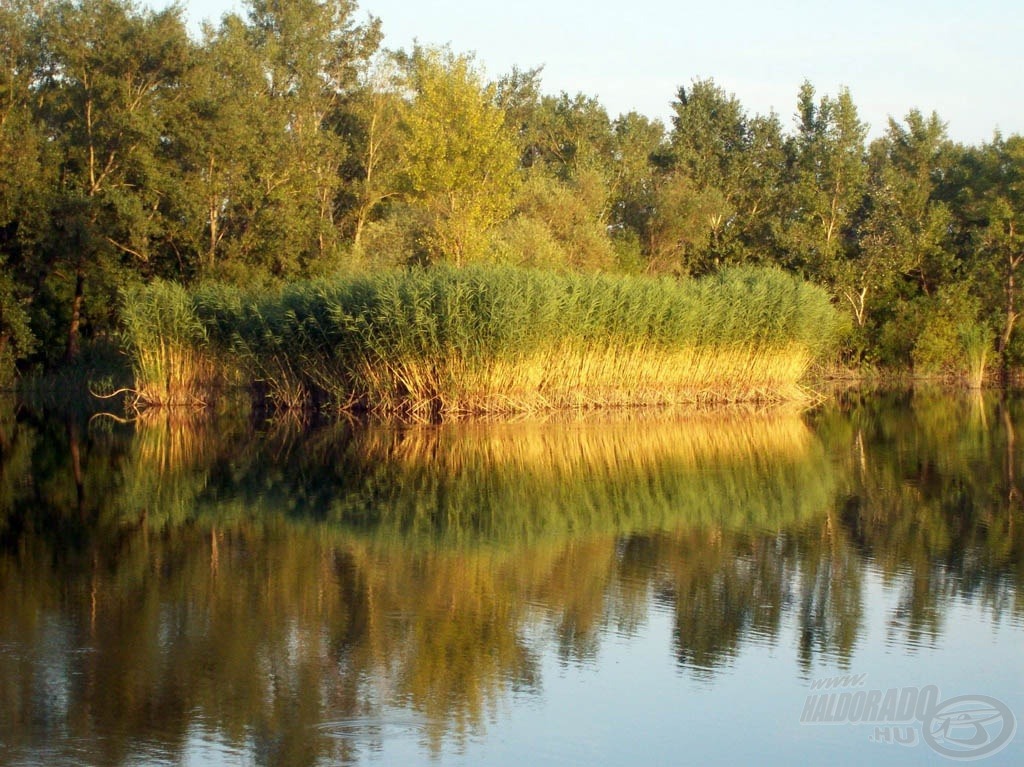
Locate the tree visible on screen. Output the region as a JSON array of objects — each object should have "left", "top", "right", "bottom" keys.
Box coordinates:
[
  {"left": 496, "top": 170, "right": 616, "bottom": 271},
  {"left": 246, "top": 0, "right": 380, "bottom": 266},
  {"left": 491, "top": 79, "right": 627, "bottom": 270},
  {"left": 35, "top": 0, "right": 192, "bottom": 359},
  {"left": 781, "top": 82, "right": 868, "bottom": 282},
  {"left": 172, "top": 10, "right": 317, "bottom": 282},
  {"left": 865, "top": 111, "right": 957, "bottom": 294},
  {"left": 843, "top": 111, "right": 959, "bottom": 362},
  {"left": 669, "top": 79, "right": 749, "bottom": 192},
  {"left": 167, "top": 0, "right": 380, "bottom": 282},
  {"left": 0, "top": 0, "right": 48, "bottom": 376},
  {"left": 493, "top": 64, "right": 544, "bottom": 163},
  {"left": 165, "top": 14, "right": 265, "bottom": 279},
  {"left": 0, "top": 256, "right": 36, "bottom": 383},
  {"left": 658, "top": 79, "right": 787, "bottom": 272},
  {"left": 340, "top": 53, "right": 407, "bottom": 249},
  {"left": 606, "top": 110, "right": 665, "bottom": 268},
  {"left": 957, "top": 135, "right": 1024, "bottom": 376},
  {"left": 400, "top": 47, "right": 518, "bottom": 264},
  {"left": 524, "top": 92, "right": 616, "bottom": 183}
]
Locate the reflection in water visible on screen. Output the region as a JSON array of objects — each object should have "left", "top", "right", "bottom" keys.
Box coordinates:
[
  {"left": 812, "top": 392, "right": 1024, "bottom": 648},
  {"left": 0, "top": 394, "right": 1021, "bottom": 765}
]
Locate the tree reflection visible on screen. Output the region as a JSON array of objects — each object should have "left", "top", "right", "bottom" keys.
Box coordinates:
[{"left": 0, "top": 395, "right": 1021, "bottom": 765}]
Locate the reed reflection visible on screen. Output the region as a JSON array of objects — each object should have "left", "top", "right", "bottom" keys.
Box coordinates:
[{"left": 0, "top": 395, "right": 1020, "bottom": 766}]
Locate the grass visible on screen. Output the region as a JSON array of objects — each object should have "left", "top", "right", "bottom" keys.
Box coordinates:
[{"left": 122, "top": 265, "right": 841, "bottom": 415}]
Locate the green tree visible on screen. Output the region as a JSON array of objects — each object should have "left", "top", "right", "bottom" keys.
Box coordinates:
[
  {"left": 866, "top": 112, "right": 957, "bottom": 293},
  {"left": 246, "top": 0, "right": 380, "bottom": 267},
  {"left": 669, "top": 80, "right": 749, "bottom": 193},
  {"left": 496, "top": 170, "right": 616, "bottom": 270},
  {"left": 0, "top": 257, "right": 36, "bottom": 384},
  {"left": 164, "top": 14, "right": 263, "bottom": 279},
  {"left": 493, "top": 64, "right": 544, "bottom": 164},
  {"left": 167, "top": 0, "right": 379, "bottom": 283},
  {"left": 642, "top": 173, "right": 729, "bottom": 273},
  {"left": 781, "top": 82, "right": 868, "bottom": 282},
  {"left": 400, "top": 47, "right": 518, "bottom": 264},
  {"left": 956, "top": 135, "right": 1024, "bottom": 376},
  {"left": 606, "top": 111, "right": 666, "bottom": 270},
  {"left": 659, "top": 79, "right": 787, "bottom": 273},
  {"left": 0, "top": 0, "right": 48, "bottom": 377},
  {"left": 849, "top": 111, "right": 959, "bottom": 362},
  {"left": 34, "top": 0, "right": 192, "bottom": 360},
  {"left": 540, "top": 93, "right": 614, "bottom": 180},
  {"left": 340, "top": 53, "right": 407, "bottom": 250},
  {"left": 500, "top": 86, "right": 623, "bottom": 270}
]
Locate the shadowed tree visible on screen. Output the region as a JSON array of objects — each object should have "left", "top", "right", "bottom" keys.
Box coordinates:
[
  {"left": 0, "top": 0, "right": 48, "bottom": 378},
  {"left": 955, "top": 135, "right": 1024, "bottom": 377},
  {"left": 34, "top": 0, "right": 192, "bottom": 359}
]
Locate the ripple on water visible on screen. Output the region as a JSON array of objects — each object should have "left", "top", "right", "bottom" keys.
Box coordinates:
[{"left": 316, "top": 713, "right": 427, "bottom": 741}]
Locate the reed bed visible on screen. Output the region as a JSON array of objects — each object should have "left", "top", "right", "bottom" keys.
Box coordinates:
[
  {"left": 123, "top": 265, "right": 840, "bottom": 415},
  {"left": 120, "top": 281, "right": 222, "bottom": 407}
]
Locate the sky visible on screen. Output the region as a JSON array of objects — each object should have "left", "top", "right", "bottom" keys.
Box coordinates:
[{"left": 173, "top": 0, "right": 1023, "bottom": 144}]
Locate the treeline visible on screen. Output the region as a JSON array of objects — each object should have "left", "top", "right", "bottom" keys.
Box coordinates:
[{"left": 1, "top": 0, "right": 1023, "bottom": 384}]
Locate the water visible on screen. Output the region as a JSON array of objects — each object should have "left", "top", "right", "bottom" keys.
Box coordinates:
[{"left": 0, "top": 391, "right": 1021, "bottom": 765}]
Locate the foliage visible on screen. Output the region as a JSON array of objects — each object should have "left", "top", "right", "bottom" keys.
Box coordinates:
[
  {"left": 495, "top": 170, "right": 616, "bottom": 270},
  {"left": 399, "top": 47, "right": 518, "bottom": 264},
  {"left": 0, "top": 0, "right": 1023, "bottom": 379},
  {"left": 910, "top": 284, "right": 988, "bottom": 379},
  {"left": 0, "top": 258, "right": 36, "bottom": 386},
  {"left": 656, "top": 79, "right": 787, "bottom": 272},
  {"left": 955, "top": 135, "right": 1024, "bottom": 376},
  {"left": 780, "top": 82, "right": 868, "bottom": 281}
]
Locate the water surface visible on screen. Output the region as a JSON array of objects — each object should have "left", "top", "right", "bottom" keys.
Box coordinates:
[{"left": 0, "top": 392, "right": 1021, "bottom": 765}]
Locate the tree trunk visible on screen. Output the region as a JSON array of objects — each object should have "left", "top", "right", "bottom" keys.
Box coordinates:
[
  {"left": 999, "top": 255, "right": 1019, "bottom": 385},
  {"left": 353, "top": 209, "right": 366, "bottom": 248},
  {"left": 65, "top": 266, "right": 85, "bottom": 363}
]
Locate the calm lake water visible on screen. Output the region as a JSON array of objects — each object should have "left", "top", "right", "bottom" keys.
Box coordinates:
[{"left": 0, "top": 391, "right": 1021, "bottom": 766}]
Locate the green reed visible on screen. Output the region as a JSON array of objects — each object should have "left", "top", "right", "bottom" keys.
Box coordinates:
[
  {"left": 120, "top": 280, "right": 220, "bottom": 406},
  {"left": 122, "top": 265, "right": 841, "bottom": 413}
]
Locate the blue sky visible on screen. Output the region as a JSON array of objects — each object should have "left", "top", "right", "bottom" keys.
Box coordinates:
[{"left": 172, "top": 0, "right": 1022, "bottom": 144}]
